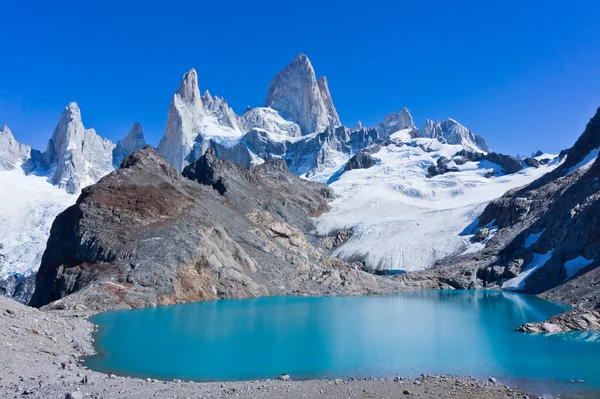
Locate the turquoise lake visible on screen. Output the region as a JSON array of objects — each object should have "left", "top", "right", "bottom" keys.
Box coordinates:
[{"left": 86, "top": 290, "right": 600, "bottom": 390}]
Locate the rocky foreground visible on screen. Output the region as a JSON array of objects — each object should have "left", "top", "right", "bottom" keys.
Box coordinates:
[{"left": 0, "top": 296, "right": 541, "bottom": 399}]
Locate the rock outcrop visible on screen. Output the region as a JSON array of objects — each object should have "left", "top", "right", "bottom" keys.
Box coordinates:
[
  {"left": 30, "top": 147, "right": 402, "bottom": 311},
  {"left": 0, "top": 125, "right": 33, "bottom": 171},
  {"left": 40, "top": 103, "right": 116, "bottom": 194},
  {"left": 377, "top": 108, "right": 417, "bottom": 136},
  {"left": 420, "top": 118, "right": 490, "bottom": 152},
  {"left": 112, "top": 122, "right": 146, "bottom": 168},
  {"left": 264, "top": 54, "right": 341, "bottom": 135}
]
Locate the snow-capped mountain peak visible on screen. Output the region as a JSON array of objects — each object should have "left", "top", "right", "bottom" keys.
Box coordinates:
[
  {"left": 264, "top": 53, "right": 341, "bottom": 135},
  {"left": 0, "top": 125, "right": 33, "bottom": 171},
  {"left": 420, "top": 118, "right": 489, "bottom": 152},
  {"left": 39, "top": 102, "right": 116, "bottom": 194}
]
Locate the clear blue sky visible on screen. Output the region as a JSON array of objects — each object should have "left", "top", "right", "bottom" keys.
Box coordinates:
[{"left": 1, "top": 0, "right": 599, "bottom": 155}]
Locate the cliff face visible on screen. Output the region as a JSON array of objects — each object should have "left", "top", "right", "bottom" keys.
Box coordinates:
[
  {"left": 30, "top": 147, "right": 402, "bottom": 311},
  {"left": 265, "top": 54, "right": 341, "bottom": 135}
]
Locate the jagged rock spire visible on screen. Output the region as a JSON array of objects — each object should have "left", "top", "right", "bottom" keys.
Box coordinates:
[
  {"left": 0, "top": 125, "right": 33, "bottom": 170},
  {"left": 113, "top": 122, "right": 146, "bottom": 168},
  {"left": 420, "top": 118, "right": 489, "bottom": 152},
  {"left": 41, "top": 102, "right": 115, "bottom": 193},
  {"left": 264, "top": 54, "right": 341, "bottom": 135}
]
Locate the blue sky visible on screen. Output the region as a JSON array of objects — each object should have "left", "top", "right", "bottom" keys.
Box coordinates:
[{"left": 1, "top": 0, "right": 599, "bottom": 155}]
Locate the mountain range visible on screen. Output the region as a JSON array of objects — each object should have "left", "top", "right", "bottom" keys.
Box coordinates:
[{"left": 2, "top": 54, "right": 599, "bottom": 331}]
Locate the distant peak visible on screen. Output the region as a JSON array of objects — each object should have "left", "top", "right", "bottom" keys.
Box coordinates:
[
  {"left": 130, "top": 122, "right": 143, "bottom": 136},
  {"left": 1, "top": 124, "right": 10, "bottom": 134},
  {"left": 294, "top": 53, "right": 310, "bottom": 63},
  {"left": 318, "top": 76, "right": 328, "bottom": 84}
]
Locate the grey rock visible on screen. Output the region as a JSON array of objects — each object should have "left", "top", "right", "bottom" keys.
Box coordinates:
[
  {"left": 420, "top": 119, "right": 489, "bottom": 152},
  {"left": 345, "top": 151, "right": 377, "bottom": 171},
  {"left": 65, "top": 391, "right": 83, "bottom": 399},
  {"left": 265, "top": 54, "right": 340, "bottom": 135},
  {"left": 0, "top": 125, "right": 33, "bottom": 171}
]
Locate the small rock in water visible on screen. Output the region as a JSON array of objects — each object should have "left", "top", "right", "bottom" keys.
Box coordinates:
[
  {"left": 277, "top": 373, "right": 291, "bottom": 381},
  {"left": 488, "top": 376, "right": 497, "bottom": 384},
  {"left": 65, "top": 392, "right": 83, "bottom": 399}
]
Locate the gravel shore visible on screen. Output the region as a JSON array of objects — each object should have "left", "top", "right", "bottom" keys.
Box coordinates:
[{"left": 0, "top": 296, "right": 589, "bottom": 399}]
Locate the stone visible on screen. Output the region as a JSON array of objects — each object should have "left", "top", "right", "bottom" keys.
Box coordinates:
[
  {"left": 65, "top": 392, "right": 83, "bottom": 399},
  {"left": 277, "top": 373, "right": 291, "bottom": 381}
]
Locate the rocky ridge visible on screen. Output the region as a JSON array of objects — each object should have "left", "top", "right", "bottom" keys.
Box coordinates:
[{"left": 30, "top": 147, "right": 407, "bottom": 311}]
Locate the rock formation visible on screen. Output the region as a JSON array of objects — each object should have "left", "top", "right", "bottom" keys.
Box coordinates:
[
  {"left": 112, "top": 122, "right": 146, "bottom": 168},
  {"left": 41, "top": 102, "right": 116, "bottom": 194},
  {"left": 264, "top": 54, "right": 341, "bottom": 135},
  {"left": 30, "top": 147, "right": 402, "bottom": 311},
  {"left": 0, "top": 125, "right": 33, "bottom": 170},
  {"left": 421, "top": 118, "right": 490, "bottom": 152}
]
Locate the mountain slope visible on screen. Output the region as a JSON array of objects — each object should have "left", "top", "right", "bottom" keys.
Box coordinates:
[
  {"left": 314, "top": 133, "right": 558, "bottom": 271},
  {"left": 30, "top": 147, "right": 403, "bottom": 310}
]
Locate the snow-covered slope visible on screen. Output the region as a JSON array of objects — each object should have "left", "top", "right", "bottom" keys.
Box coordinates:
[
  {"left": 0, "top": 110, "right": 146, "bottom": 281},
  {"left": 314, "top": 135, "right": 560, "bottom": 271},
  {"left": 0, "top": 167, "right": 74, "bottom": 278}
]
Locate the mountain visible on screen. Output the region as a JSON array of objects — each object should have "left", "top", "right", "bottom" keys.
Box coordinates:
[
  {"left": 313, "top": 130, "right": 557, "bottom": 271},
  {"left": 264, "top": 54, "right": 341, "bottom": 135},
  {"left": 0, "top": 125, "right": 34, "bottom": 171},
  {"left": 157, "top": 69, "right": 245, "bottom": 171},
  {"left": 113, "top": 122, "right": 146, "bottom": 168},
  {"left": 0, "top": 106, "right": 147, "bottom": 303},
  {"left": 420, "top": 118, "right": 490, "bottom": 152},
  {"left": 30, "top": 147, "right": 403, "bottom": 310},
  {"left": 41, "top": 102, "right": 116, "bottom": 194},
  {"left": 393, "top": 108, "right": 600, "bottom": 331}
]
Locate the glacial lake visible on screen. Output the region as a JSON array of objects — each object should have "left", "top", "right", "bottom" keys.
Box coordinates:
[{"left": 86, "top": 290, "right": 600, "bottom": 391}]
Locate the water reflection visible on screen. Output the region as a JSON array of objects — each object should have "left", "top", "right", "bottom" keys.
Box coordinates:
[{"left": 86, "top": 291, "right": 600, "bottom": 389}]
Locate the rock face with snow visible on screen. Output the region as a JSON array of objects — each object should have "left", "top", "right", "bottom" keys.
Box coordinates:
[
  {"left": 113, "top": 122, "right": 146, "bottom": 168},
  {"left": 421, "top": 118, "right": 490, "bottom": 152},
  {"left": 157, "top": 69, "right": 245, "bottom": 171},
  {"left": 41, "top": 102, "right": 116, "bottom": 194},
  {"left": 377, "top": 108, "right": 417, "bottom": 136},
  {"left": 0, "top": 125, "right": 34, "bottom": 170},
  {"left": 264, "top": 54, "right": 341, "bottom": 135},
  {"left": 30, "top": 147, "right": 402, "bottom": 311}
]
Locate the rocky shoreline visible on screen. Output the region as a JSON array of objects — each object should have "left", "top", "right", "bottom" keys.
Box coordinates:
[
  {"left": 0, "top": 296, "right": 526, "bottom": 399},
  {"left": 3, "top": 295, "right": 600, "bottom": 399}
]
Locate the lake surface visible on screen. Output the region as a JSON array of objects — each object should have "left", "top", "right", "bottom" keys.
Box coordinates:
[{"left": 86, "top": 290, "right": 600, "bottom": 390}]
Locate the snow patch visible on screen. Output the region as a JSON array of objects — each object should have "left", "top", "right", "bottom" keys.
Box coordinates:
[
  {"left": 564, "top": 256, "right": 594, "bottom": 280},
  {"left": 524, "top": 229, "right": 546, "bottom": 248},
  {"left": 566, "top": 147, "right": 600, "bottom": 174},
  {"left": 502, "top": 250, "right": 554, "bottom": 291}
]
